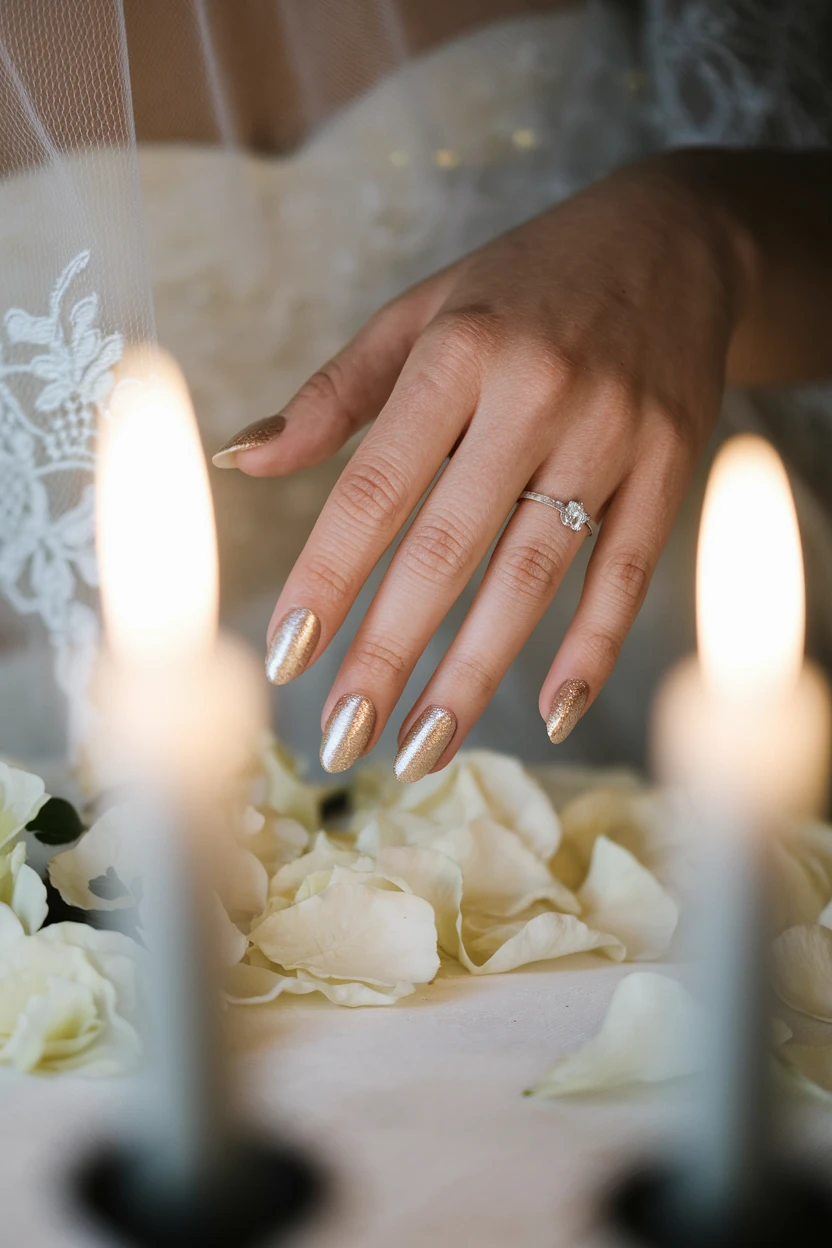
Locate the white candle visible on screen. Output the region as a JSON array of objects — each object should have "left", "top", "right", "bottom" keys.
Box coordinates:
[
  {"left": 651, "top": 435, "right": 830, "bottom": 1225},
  {"left": 654, "top": 435, "right": 830, "bottom": 819},
  {"left": 95, "top": 346, "right": 265, "bottom": 1200}
]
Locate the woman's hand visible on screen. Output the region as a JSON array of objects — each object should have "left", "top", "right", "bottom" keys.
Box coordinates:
[{"left": 214, "top": 154, "right": 752, "bottom": 778}]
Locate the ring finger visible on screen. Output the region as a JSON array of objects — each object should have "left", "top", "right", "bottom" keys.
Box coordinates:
[{"left": 392, "top": 446, "right": 624, "bottom": 780}]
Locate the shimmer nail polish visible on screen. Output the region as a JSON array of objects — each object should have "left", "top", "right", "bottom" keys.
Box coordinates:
[
  {"left": 546, "top": 678, "right": 589, "bottom": 744},
  {"left": 212, "top": 414, "right": 286, "bottom": 469},
  {"left": 266, "top": 608, "right": 320, "bottom": 685},
  {"left": 394, "top": 706, "right": 456, "bottom": 784},
  {"left": 320, "top": 694, "right": 376, "bottom": 774}
]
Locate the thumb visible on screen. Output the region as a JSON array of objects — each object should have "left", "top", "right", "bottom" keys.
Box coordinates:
[{"left": 212, "top": 275, "right": 448, "bottom": 477}]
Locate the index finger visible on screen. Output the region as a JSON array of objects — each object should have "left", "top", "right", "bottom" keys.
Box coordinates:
[{"left": 263, "top": 321, "right": 482, "bottom": 685}]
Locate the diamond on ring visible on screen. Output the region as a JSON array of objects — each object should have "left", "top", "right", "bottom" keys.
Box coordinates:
[
  {"left": 560, "top": 500, "right": 589, "bottom": 532},
  {"left": 517, "top": 491, "right": 595, "bottom": 535}
]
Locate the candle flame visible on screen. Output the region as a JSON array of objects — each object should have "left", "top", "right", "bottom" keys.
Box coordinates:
[
  {"left": 697, "top": 435, "right": 804, "bottom": 705},
  {"left": 97, "top": 347, "right": 219, "bottom": 670}
]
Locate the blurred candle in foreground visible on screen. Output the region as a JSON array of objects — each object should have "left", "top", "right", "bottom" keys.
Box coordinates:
[
  {"left": 96, "top": 346, "right": 265, "bottom": 1202},
  {"left": 652, "top": 435, "right": 830, "bottom": 1229},
  {"left": 655, "top": 435, "right": 829, "bottom": 819},
  {"left": 98, "top": 349, "right": 218, "bottom": 673}
]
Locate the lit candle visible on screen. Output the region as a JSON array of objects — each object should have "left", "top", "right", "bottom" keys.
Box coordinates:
[
  {"left": 654, "top": 435, "right": 830, "bottom": 820},
  {"left": 652, "top": 435, "right": 831, "bottom": 1229},
  {"left": 95, "top": 346, "right": 265, "bottom": 1203}
]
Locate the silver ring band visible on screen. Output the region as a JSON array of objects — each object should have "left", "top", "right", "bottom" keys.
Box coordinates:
[{"left": 518, "top": 491, "right": 595, "bottom": 536}]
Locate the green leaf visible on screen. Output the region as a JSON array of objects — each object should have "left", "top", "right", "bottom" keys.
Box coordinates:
[{"left": 26, "top": 796, "right": 84, "bottom": 846}]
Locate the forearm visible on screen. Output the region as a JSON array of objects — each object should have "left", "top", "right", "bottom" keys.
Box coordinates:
[{"left": 627, "top": 148, "right": 832, "bottom": 387}]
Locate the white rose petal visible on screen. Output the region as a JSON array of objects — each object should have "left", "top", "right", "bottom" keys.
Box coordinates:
[
  {"left": 460, "top": 910, "right": 625, "bottom": 975},
  {"left": 0, "top": 762, "right": 47, "bottom": 851},
  {"left": 375, "top": 839, "right": 621, "bottom": 975},
  {"left": 220, "top": 845, "right": 268, "bottom": 919},
  {"left": 245, "top": 815, "right": 310, "bottom": 876},
  {"left": 224, "top": 962, "right": 415, "bottom": 1008},
  {"left": 429, "top": 818, "right": 579, "bottom": 918},
  {"left": 241, "top": 806, "right": 266, "bottom": 836},
  {"left": 771, "top": 842, "right": 829, "bottom": 928},
  {"left": 528, "top": 972, "right": 701, "bottom": 1098},
  {"left": 355, "top": 810, "right": 438, "bottom": 856},
  {"left": 252, "top": 882, "right": 439, "bottom": 987},
  {"left": 268, "top": 832, "right": 363, "bottom": 900},
  {"left": 554, "top": 787, "right": 688, "bottom": 894},
  {"left": 786, "top": 821, "right": 832, "bottom": 915},
  {"left": 49, "top": 804, "right": 139, "bottom": 911},
  {"left": 0, "top": 843, "right": 48, "bottom": 941},
  {"left": 777, "top": 1040, "right": 832, "bottom": 1100},
  {"left": 772, "top": 925, "right": 832, "bottom": 1021},
  {"left": 260, "top": 738, "right": 320, "bottom": 830},
  {"left": 377, "top": 845, "right": 465, "bottom": 958},
  {"left": 577, "top": 837, "right": 679, "bottom": 961},
  {"left": 211, "top": 894, "right": 248, "bottom": 967},
  {"left": 354, "top": 751, "right": 561, "bottom": 860}
]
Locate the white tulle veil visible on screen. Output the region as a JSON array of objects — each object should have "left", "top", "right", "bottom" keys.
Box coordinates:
[{"left": 2, "top": 0, "right": 831, "bottom": 771}]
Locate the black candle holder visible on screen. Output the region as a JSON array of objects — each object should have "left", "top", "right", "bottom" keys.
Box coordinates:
[
  {"left": 608, "top": 1162, "right": 832, "bottom": 1248},
  {"left": 73, "top": 1136, "right": 326, "bottom": 1248}
]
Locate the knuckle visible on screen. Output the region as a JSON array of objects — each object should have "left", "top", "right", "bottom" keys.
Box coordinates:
[
  {"left": 336, "top": 455, "right": 409, "bottom": 528},
  {"left": 655, "top": 397, "right": 695, "bottom": 450},
  {"left": 531, "top": 341, "right": 581, "bottom": 392},
  {"left": 432, "top": 307, "right": 503, "bottom": 355},
  {"left": 303, "top": 553, "right": 352, "bottom": 604},
  {"left": 583, "top": 628, "right": 622, "bottom": 672},
  {"left": 449, "top": 650, "right": 499, "bottom": 701},
  {"left": 350, "top": 635, "right": 409, "bottom": 679},
  {"left": 603, "top": 549, "right": 652, "bottom": 608},
  {"left": 419, "top": 309, "right": 501, "bottom": 388},
  {"left": 296, "top": 362, "right": 345, "bottom": 409},
  {"left": 400, "top": 515, "right": 473, "bottom": 584},
  {"left": 493, "top": 541, "right": 564, "bottom": 605}
]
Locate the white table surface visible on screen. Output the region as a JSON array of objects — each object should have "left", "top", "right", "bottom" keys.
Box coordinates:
[{"left": 4, "top": 959, "right": 832, "bottom": 1248}]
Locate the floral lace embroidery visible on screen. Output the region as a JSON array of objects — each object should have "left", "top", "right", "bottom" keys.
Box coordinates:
[{"left": 0, "top": 251, "right": 122, "bottom": 739}]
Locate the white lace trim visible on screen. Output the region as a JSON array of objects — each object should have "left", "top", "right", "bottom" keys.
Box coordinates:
[{"left": 0, "top": 250, "right": 122, "bottom": 739}]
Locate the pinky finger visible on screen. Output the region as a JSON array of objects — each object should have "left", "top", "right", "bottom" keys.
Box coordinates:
[{"left": 539, "top": 466, "right": 682, "bottom": 744}]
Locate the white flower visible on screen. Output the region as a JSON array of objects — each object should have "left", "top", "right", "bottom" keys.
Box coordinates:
[
  {"left": 0, "top": 923, "right": 141, "bottom": 1076},
  {"left": 0, "top": 761, "right": 48, "bottom": 851},
  {"left": 238, "top": 833, "right": 440, "bottom": 1006},
  {"left": 254, "top": 737, "right": 320, "bottom": 831},
  {"left": 353, "top": 749, "right": 561, "bottom": 860},
  {"left": 0, "top": 843, "right": 48, "bottom": 943},
  {"left": 49, "top": 804, "right": 141, "bottom": 912},
  {"left": 232, "top": 753, "right": 679, "bottom": 1002}
]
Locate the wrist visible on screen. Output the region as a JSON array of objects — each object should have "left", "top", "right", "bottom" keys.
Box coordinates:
[{"left": 612, "top": 150, "right": 762, "bottom": 335}]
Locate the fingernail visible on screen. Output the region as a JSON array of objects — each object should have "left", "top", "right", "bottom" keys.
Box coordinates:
[
  {"left": 320, "top": 694, "right": 376, "bottom": 774},
  {"left": 546, "top": 678, "right": 589, "bottom": 744},
  {"left": 212, "top": 414, "right": 286, "bottom": 469},
  {"left": 266, "top": 608, "right": 320, "bottom": 685},
  {"left": 394, "top": 706, "right": 456, "bottom": 783}
]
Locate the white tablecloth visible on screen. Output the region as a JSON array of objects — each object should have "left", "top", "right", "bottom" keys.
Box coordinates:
[{"left": 4, "top": 960, "right": 832, "bottom": 1248}]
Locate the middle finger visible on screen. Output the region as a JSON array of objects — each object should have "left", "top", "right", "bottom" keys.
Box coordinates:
[{"left": 318, "top": 402, "right": 543, "bottom": 771}]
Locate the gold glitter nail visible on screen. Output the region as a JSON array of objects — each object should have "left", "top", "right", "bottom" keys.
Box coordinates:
[
  {"left": 320, "top": 694, "right": 376, "bottom": 774},
  {"left": 265, "top": 608, "right": 320, "bottom": 685},
  {"left": 394, "top": 706, "right": 456, "bottom": 784},
  {"left": 212, "top": 414, "right": 286, "bottom": 469},
  {"left": 546, "top": 678, "right": 589, "bottom": 744}
]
